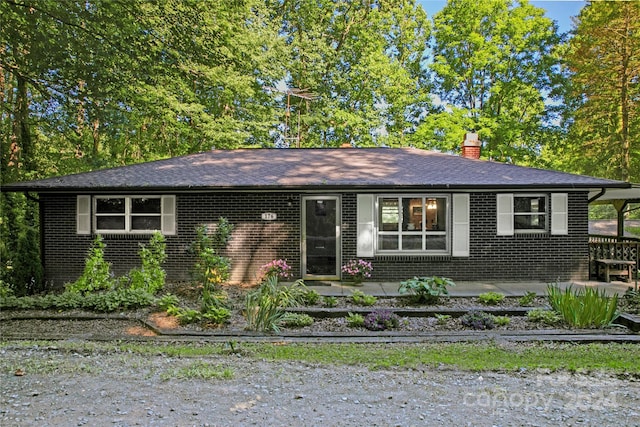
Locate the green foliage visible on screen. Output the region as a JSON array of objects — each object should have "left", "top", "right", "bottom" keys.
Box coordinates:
[
  {"left": 192, "top": 221, "right": 233, "bottom": 290},
  {"left": 546, "top": 284, "right": 619, "bottom": 328},
  {"left": 279, "top": 312, "right": 314, "bottom": 328},
  {"left": 434, "top": 313, "right": 451, "bottom": 325},
  {"left": 527, "top": 308, "right": 562, "bottom": 326},
  {"left": 460, "top": 310, "right": 495, "bottom": 330},
  {"left": 322, "top": 296, "right": 338, "bottom": 308},
  {"left": 398, "top": 276, "right": 455, "bottom": 305},
  {"left": 492, "top": 315, "right": 511, "bottom": 327},
  {"left": 201, "top": 307, "right": 232, "bottom": 325},
  {"left": 301, "top": 289, "right": 321, "bottom": 306},
  {"left": 244, "top": 277, "right": 307, "bottom": 333},
  {"left": 478, "top": 292, "right": 505, "bottom": 305},
  {"left": 176, "top": 308, "right": 205, "bottom": 326},
  {"left": 518, "top": 291, "right": 537, "bottom": 307},
  {"left": 66, "top": 235, "right": 114, "bottom": 295},
  {"left": 156, "top": 293, "right": 180, "bottom": 311},
  {"left": 418, "top": 0, "right": 562, "bottom": 165},
  {"left": 350, "top": 290, "right": 377, "bottom": 307},
  {"left": 0, "top": 288, "right": 154, "bottom": 312},
  {"left": 128, "top": 232, "right": 167, "bottom": 294},
  {"left": 345, "top": 312, "right": 365, "bottom": 328},
  {"left": 562, "top": 1, "right": 640, "bottom": 182}
]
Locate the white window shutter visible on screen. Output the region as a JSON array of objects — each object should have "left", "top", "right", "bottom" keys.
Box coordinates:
[
  {"left": 161, "top": 195, "right": 176, "bottom": 235},
  {"left": 77, "top": 195, "right": 91, "bottom": 235},
  {"left": 551, "top": 193, "right": 568, "bottom": 235},
  {"left": 452, "top": 194, "right": 470, "bottom": 257},
  {"left": 496, "top": 193, "right": 514, "bottom": 236},
  {"left": 356, "top": 194, "right": 374, "bottom": 257}
]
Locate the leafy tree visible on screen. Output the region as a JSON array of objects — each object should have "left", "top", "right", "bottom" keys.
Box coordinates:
[
  {"left": 269, "top": 0, "right": 431, "bottom": 147},
  {"left": 559, "top": 0, "right": 639, "bottom": 182},
  {"left": 414, "top": 0, "right": 562, "bottom": 164}
]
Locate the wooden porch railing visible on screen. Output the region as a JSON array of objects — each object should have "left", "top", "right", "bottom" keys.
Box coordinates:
[{"left": 589, "top": 235, "right": 640, "bottom": 280}]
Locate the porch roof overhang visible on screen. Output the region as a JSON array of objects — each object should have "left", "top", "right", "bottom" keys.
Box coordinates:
[{"left": 589, "top": 185, "right": 640, "bottom": 205}]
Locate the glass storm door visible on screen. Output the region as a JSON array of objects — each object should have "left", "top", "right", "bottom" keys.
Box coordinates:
[{"left": 302, "top": 196, "right": 340, "bottom": 280}]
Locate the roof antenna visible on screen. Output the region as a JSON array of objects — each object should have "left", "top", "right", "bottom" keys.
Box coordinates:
[{"left": 266, "top": 86, "right": 317, "bottom": 148}]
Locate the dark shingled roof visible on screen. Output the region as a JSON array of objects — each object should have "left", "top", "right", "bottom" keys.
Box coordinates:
[{"left": 2, "top": 148, "right": 629, "bottom": 193}]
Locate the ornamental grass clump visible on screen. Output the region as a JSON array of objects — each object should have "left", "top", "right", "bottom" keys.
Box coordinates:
[
  {"left": 244, "top": 277, "right": 308, "bottom": 333},
  {"left": 546, "top": 284, "right": 618, "bottom": 328},
  {"left": 364, "top": 309, "right": 400, "bottom": 331}
]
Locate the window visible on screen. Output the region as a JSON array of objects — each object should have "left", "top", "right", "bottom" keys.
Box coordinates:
[
  {"left": 514, "top": 195, "right": 547, "bottom": 232},
  {"left": 77, "top": 195, "right": 175, "bottom": 235},
  {"left": 497, "top": 193, "right": 567, "bottom": 236},
  {"left": 376, "top": 196, "right": 449, "bottom": 254}
]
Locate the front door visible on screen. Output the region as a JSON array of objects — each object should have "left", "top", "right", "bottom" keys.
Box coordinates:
[{"left": 302, "top": 196, "right": 340, "bottom": 280}]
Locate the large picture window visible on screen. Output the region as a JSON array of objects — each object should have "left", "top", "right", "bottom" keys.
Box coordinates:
[
  {"left": 95, "top": 196, "right": 162, "bottom": 233},
  {"left": 376, "top": 196, "right": 449, "bottom": 254}
]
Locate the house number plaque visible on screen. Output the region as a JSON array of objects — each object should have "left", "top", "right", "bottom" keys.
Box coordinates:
[{"left": 261, "top": 212, "right": 277, "bottom": 221}]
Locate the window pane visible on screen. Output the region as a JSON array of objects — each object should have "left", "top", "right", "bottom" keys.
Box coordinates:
[
  {"left": 96, "top": 198, "right": 125, "bottom": 214},
  {"left": 426, "top": 197, "right": 447, "bottom": 231},
  {"left": 401, "top": 235, "right": 422, "bottom": 250},
  {"left": 96, "top": 216, "right": 125, "bottom": 230},
  {"left": 380, "top": 198, "right": 399, "bottom": 231},
  {"left": 514, "top": 196, "right": 546, "bottom": 213},
  {"left": 132, "top": 198, "right": 161, "bottom": 214},
  {"left": 426, "top": 235, "right": 447, "bottom": 251},
  {"left": 378, "top": 235, "right": 398, "bottom": 250},
  {"left": 131, "top": 216, "right": 161, "bottom": 230},
  {"left": 515, "top": 214, "right": 546, "bottom": 230},
  {"left": 403, "top": 198, "right": 423, "bottom": 231}
]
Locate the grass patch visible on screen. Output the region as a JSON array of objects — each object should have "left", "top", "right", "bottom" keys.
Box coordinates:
[
  {"left": 161, "top": 361, "right": 234, "bottom": 381},
  {"left": 3, "top": 340, "right": 639, "bottom": 375}
]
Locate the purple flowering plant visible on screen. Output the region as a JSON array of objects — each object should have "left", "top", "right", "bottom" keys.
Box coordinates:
[
  {"left": 259, "top": 259, "right": 292, "bottom": 280},
  {"left": 341, "top": 259, "right": 373, "bottom": 282},
  {"left": 364, "top": 309, "right": 400, "bottom": 331}
]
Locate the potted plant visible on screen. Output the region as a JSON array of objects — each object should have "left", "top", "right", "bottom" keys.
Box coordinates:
[{"left": 341, "top": 259, "right": 373, "bottom": 285}]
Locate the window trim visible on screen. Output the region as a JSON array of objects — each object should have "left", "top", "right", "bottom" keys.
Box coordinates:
[
  {"left": 93, "top": 195, "right": 165, "bottom": 235},
  {"left": 374, "top": 194, "right": 450, "bottom": 255}
]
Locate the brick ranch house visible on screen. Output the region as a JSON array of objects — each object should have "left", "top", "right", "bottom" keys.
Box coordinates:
[{"left": 3, "top": 145, "right": 630, "bottom": 286}]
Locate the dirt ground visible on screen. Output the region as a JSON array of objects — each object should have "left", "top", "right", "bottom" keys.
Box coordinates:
[{"left": 1, "top": 341, "right": 640, "bottom": 427}]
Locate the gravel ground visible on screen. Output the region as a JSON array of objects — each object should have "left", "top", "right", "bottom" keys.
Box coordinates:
[{"left": 1, "top": 342, "right": 639, "bottom": 426}]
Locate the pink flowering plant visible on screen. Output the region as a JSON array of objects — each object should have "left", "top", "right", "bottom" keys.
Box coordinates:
[
  {"left": 341, "top": 259, "right": 373, "bottom": 282},
  {"left": 259, "top": 259, "right": 292, "bottom": 281}
]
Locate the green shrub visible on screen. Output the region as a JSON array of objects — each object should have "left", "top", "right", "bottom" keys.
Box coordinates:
[
  {"left": 351, "top": 290, "right": 377, "bottom": 306},
  {"left": 301, "top": 289, "right": 321, "bottom": 306},
  {"left": 244, "top": 277, "right": 307, "bottom": 332},
  {"left": 177, "top": 308, "right": 203, "bottom": 325},
  {"left": 66, "top": 235, "right": 114, "bottom": 294},
  {"left": 346, "top": 312, "right": 365, "bottom": 327},
  {"left": 492, "top": 315, "right": 511, "bottom": 326},
  {"left": 478, "top": 292, "right": 505, "bottom": 305},
  {"left": 191, "top": 220, "right": 233, "bottom": 290},
  {"left": 518, "top": 291, "right": 537, "bottom": 306},
  {"left": 279, "top": 312, "right": 314, "bottom": 328},
  {"left": 322, "top": 296, "right": 338, "bottom": 308},
  {"left": 546, "top": 284, "right": 618, "bottom": 328},
  {"left": 527, "top": 308, "right": 562, "bottom": 326},
  {"left": 87, "top": 288, "right": 156, "bottom": 312},
  {"left": 460, "top": 310, "right": 495, "bottom": 330},
  {"left": 202, "top": 307, "right": 231, "bottom": 325},
  {"left": 128, "top": 232, "right": 167, "bottom": 294},
  {"left": 434, "top": 313, "right": 451, "bottom": 325},
  {"left": 157, "top": 293, "right": 180, "bottom": 311},
  {"left": 398, "top": 276, "right": 455, "bottom": 304}
]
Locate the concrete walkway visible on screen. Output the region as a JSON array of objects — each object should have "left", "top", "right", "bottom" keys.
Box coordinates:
[{"left": 306, "top": 279, "right": 638, "bottom": 297}]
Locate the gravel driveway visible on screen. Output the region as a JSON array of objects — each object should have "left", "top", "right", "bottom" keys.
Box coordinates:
[{"left": 2, "top": 342, "right": 639, "bottom": 426}]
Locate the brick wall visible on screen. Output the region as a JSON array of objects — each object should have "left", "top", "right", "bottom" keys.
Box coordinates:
[
  {"left": 342, "top": 192, "right": 590, "bottom": 282},
  {"left": 40, "top": 193, "right": 300, "bottom": 286},
  {"left": 39, "top": 190, "right": 589, "bottom": 287}
]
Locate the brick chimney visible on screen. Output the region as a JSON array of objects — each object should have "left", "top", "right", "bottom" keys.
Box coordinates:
[{"left": 461, "top": 133, "right": 481, "bottom": 160}]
